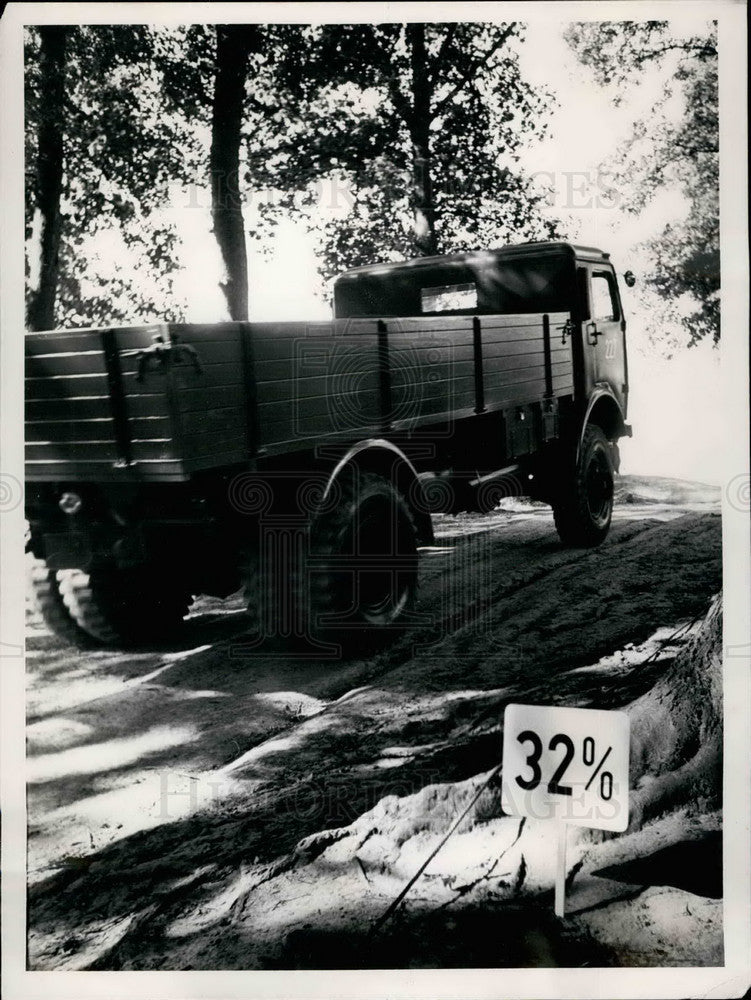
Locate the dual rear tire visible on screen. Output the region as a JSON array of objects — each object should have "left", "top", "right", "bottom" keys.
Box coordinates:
[{"left": 27, "top": 556, "right": 192, "bottom": 646}]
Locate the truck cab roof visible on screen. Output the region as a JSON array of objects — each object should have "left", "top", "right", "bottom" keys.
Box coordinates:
[
  {"left": 338, "top": 241, "right": 611, "bottom": 279},
  {"left": 333, "top": 241, "right": 610, "bottom": 319}
]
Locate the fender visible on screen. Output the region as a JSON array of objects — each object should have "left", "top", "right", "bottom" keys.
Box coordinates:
[
  {"left": 578, "top": 386, "right": 631, "bottom": 466},
  {"left": 322, "top": 438, "right": 435, "bottom": 545}
]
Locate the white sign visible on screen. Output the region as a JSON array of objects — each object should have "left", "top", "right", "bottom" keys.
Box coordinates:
[{"left": 501, "top": 703, "right": 630, "bottom": 833}]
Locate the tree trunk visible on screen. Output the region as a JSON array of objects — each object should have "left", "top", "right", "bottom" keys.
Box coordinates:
[
  {"left": 210, "top": 26, "right": 256, "bottom": 321},
  {"left": 26, "top": 26, "right": 67, "bottom": 332},
  {"left": 407, "top": 25, "right": 438, "bottom": 257}
]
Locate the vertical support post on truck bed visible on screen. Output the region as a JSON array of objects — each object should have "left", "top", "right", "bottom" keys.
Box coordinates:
[
  {"left": 239, "top": 323, "right": 260, "bottom": 459},
  {"left": 542, "top": 314, "right": 553, "bottom": 398},
  {"left": 472, "top": 316, "right": 485, "bottom": 414},
  {"left": 100, "top": 328, "right": 133, "bottom": 467},
  {"left": 377, "top": 319, "right": 392, "bottom": 433}
]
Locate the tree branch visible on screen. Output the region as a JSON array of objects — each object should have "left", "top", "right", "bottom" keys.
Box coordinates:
[
  {"left": 434, "top": 25, "right": 515, "bottom": 115},
  {"left": 633, "top": 42, "right": 717, "bottom": 65},
  {"left": 380, "top": 41, "right": 413, "bottom": 126},
  {"left": 428, "top": 24, "right": 457, "bottom": 91}
]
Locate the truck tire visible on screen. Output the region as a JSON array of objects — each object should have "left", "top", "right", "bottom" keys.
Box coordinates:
[
  {"left": 242, "top": 473, "right": 419, "bottom": 653},
  {"left": 309, "top": 471, "right": 419, "bottom": 646},
  {"left": 552, "top": 424, "right": 614, "bottom": 547},
  {"left": 57, "top": 564, "right": 192, "bottom": 646},
  {"left": 26, "top": 555, "right": 92, "bottom": 646}
]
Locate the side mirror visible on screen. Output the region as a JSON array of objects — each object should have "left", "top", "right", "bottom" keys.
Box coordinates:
[{"left": 623, "top": 270, "right": 636, "bottom": 288}]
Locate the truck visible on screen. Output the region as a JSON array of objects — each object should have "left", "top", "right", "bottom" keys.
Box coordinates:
[{"left": 25, "top": 241, "right": 632, "bottom": 650}]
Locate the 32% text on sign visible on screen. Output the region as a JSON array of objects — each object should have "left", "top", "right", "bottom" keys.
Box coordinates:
[{"left": 501, "top": 704, "right": 630, "bottom": 917}]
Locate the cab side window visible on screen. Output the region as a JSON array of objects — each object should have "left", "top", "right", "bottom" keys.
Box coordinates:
[{"left": 591, "top": 273, "right": 619, "bottom": 321}]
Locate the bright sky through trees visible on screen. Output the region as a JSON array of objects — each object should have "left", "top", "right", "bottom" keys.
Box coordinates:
[{"left": 78, "top": 18, "right": 722, "bottom": 483}]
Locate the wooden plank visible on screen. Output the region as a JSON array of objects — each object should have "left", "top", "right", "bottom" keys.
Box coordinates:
[
  {"left": 385, "top": 318, "right": 475, "bottom": 337},
  {"left": 475, "top": 328, "right": 547, "bottom": 348},
  {"left": 25, "top": 373, "right": 110, "bottom": 400},
  {"left": 549, "top": 341, "right": 574, "bottom": 356},
  {"left": 257, "top": 379, "right": 483, "bottom": 429},
  {"left": 484, "top": 369, "right": 548, "bottom": 391},
  {"left": 257, "top": 389, "right": 381, "bottom": 426},
  {"left": 26, "top": 352, "right": 107, "bottom": 377},
  {"left": 551, "top": 375, "right": 575, "bottom": 393},
  {"left": 182, "top": 448, "right": 257, "bottom": 474},
  {"left": 254, "top": 370, "right": 381, "bottom": 405},
  {"left": 484, "top": 378, "right": 549, "bottom": 407},
  {"left": 121, "top": 339, "right": 244, "bottom": 368},
  {"left": 478, "top": 314, "right": 547, "bottom": 330},
  {"left": 178, "top": 430, "right": 247, "bottom": 461},
  {"left": 257, "top": 415, "right": 382, "bottom": 450},
  {"left": 25, "top": 458, "right": 189, "bottom": 482},
  {"left": 26, "top": 416, "right": 170, "bottom": 444},
  {"left": 482, "top": 356, "right": 571, "bottom": 380},
  {"left": 26, "top": 440, "right": 178, "bottom": 462},
  {"left": 251, "top": 334, "right": 380, "bottom": 368},
  {"left": 484, "top": 352, "right": 546, "bottom": 378},
  {"left": 483, "top": 338, "right": 550, "bottom": 360},
  {"left": 172, "top": 384, "right": 246, "bottom": 413},
  {"left": 392, "top": 404, "right": 478, "bottom": 433},
  {"left": 25, "top": 324, "right": 246, "bottom": 355},
  {"left": 179, "top": 407, "right": 246, "bottom": 436},
  {"left": 26, "top": 441, "right": 119, "bottom": 461},
  {"left": 120, "top": 362, "right": 242, "bottom": 393},
  {"left": 26, "top": 394, "right": 169, "bottom": 421},
  {"left": 25, "top": 332, "right": 104, "bottom": 354},
  {"left": 253, "top": 356, "right": 302, "bottom": 383}
]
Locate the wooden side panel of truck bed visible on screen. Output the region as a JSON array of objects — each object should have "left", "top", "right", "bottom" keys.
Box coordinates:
[{"left": 25, "top": 312, "right": 573, "bottom": 481}]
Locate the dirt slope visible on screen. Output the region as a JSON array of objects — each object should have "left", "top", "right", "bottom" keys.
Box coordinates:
[{"left": 25, "top": 479, "right": 722, "bottom": 970}]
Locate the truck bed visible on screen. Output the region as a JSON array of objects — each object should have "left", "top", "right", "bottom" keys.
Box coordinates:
[{"left": 25, "top": 312, "right": 574, "bottom": 482}]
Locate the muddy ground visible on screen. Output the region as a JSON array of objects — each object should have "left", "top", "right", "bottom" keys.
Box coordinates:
[{"left": 25, "top": 475, "right": 723, "bottom": 970}]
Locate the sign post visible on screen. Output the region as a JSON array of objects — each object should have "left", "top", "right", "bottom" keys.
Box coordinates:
[
  {"left": 501, "top": 704, "right": 630, "bottom": 917},
  {"left": 555, "top": 819, "right": 568, "bottom": 918}
]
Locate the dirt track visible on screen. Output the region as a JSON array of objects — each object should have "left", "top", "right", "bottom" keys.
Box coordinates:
[{"left": 25, "top": 478, "right": 722, "bottom": 969}]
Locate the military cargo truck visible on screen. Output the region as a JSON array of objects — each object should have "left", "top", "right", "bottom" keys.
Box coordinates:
[{"left": 25, "top": 241, "right": 632, "bottom": 648}]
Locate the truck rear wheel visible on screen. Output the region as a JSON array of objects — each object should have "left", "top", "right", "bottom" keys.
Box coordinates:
[
  {"left": 26, "top": 555, "right": 92, "bottom": 646},
  {"left": 241, "top": 472, "right": 419, "bottom": 653},
  {"left": 57, "top": 564, "right": 192, "bottom": 646},
  {"left": 552, "top": 424, "right": 614, "bottom": 547},
  {"left": 309, "top": 471, "right": 419, "bottom": 645}
]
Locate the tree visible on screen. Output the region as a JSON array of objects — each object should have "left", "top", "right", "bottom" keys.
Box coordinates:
[
  {"left": 210, "top": 26, "right": 263, "bottom": 321},
  {"left": 25, "top": 26, "right": 67, "bottom": 331},
  {"left": 25, "top": 25, "right": 201, "bottom": 328},
  {"left": 565, "top": 21, "right": 719, "bottom": 349},
  {"left": 256, "top": 23, "right": 560, "bottom": 282}
]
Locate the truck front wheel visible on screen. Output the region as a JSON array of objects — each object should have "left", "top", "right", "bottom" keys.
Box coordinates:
[
  {"left": 552, "top": 424, "right": 614, "bottom": 547},
  {"left": 57, "top": 563, "right": 192, "bottom": 646}
]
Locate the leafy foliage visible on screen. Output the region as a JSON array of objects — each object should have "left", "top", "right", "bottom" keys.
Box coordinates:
[
  {"left": 565, "top": 21, "right": 719, "bottom": 349},
  {"left": 250, "top": 23, "right": 561, "bottom": 284},
  {"left": 26, "top": 22, "right": 564, "bottom": 324},
  {"left": 25, "top": 25, "right": 202, "bottom": 326}
]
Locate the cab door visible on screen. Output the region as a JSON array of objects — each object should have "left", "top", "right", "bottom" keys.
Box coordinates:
[{"left": 586, "top": 266, "right": 627, "bottom": 413}]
